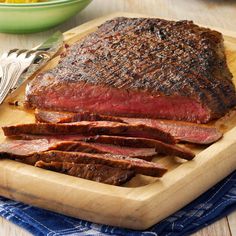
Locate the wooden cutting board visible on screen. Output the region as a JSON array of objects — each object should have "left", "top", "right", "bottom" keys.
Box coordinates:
[{"left": 0, "top": 12, "right": 236, "bottom": 230}]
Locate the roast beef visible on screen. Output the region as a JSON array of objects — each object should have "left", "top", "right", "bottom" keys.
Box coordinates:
[
  {"left": 0, "top": 138, "right": 157, "bottom": 160},
  {"left": 35, "top": 161, "right": 135, "bottom": 185},
  {"left": 0, "top": 139, "right": 85, "bottom": 158},
  {"left": 86, "top": 135, "right": 195, "bottom": 160},
  {"left": 64, "top": 142, "right": 157, "bottom": 160},
  {"left": 2, "top": 121, "right": 175, "bottom": 144},
  {"left": 35, "top": 110, "right": 223, "bottom": 144},
  {"left": 32, "top": 151, "right": 167, "bottom": 177},
  {"left": 122, "top": 117, "right": 222, "bottom": 144},
  {"left": 25, "top": 17, "right": 236, "bottom": 123},
  {"left": 11, "top": 134, "right": 194, "bottom": 160},
  {"left": 35, "top": 109, "right": 124, "bottom": 123}
]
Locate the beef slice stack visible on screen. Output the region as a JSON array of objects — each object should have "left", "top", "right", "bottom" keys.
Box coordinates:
[{"left": 1, "top": 116, "right": 197, "bottom": 185}]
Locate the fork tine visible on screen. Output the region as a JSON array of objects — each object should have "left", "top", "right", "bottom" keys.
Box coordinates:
[
  {"left": 17, "top": 51, "right": 29, "bottom": 60},
  {"left": 8, "top": 48, "right": 18, "bottom": 55},
  {"left": 6, "top": 49, "right": 28, "bottom": 60},
  {"left": 8, "top": 50, "right": 21, "bottom": 59},
  {"left": 0, "top": 48, "right": 38, "bottom": 104},
  {"left": 0, "top": 47, "right": 48, "bottom": 104},
  {"left": 0, "top": 62, "right": 21, "bottom": 103},
  {"left": 0, "top": 52, "right": 10, "bottom": 60},
  {"left": 0, "top": 49, "right": 27, "bottom": 61},
  {"left": 26, "top": 50, "right": 36, "bottom": 56},
  {"left": 16, "top": 49, "right": 28, "bottom": 55},
  {"left": 25, "top": 50, "right": 39, "bottom": 60}
]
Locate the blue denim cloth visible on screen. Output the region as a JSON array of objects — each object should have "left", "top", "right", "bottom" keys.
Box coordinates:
[{"left": 0, "top": 171, "right": 235, "bottom": 236}]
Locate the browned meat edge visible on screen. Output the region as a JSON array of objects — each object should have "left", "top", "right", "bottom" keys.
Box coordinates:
[
  {"left": 35, "top": 109, "right": 125, "bottom": 123},
  {"left": 13, "top": 134, "right": 195, "bottom": 160},
  {"left": 2, "top": 121, "right": 175, "bottom": 144},
  {"left": 62, "top": 141, "right": 157, "bottom": 160},
  {"left": 34, "top": 110, "right": 223, "bottom": 144},
  {"left": 35, "top": 161, "right": 135, "bottom": 186},
  {"left": 87, "top": 135, "right": 195, "bottom": 160},
  {"left": 30, "top": 151, "right": 167, "bottom": 177},
  {"left": 0, "top": 138, "right": 157, "bottom": 161}
]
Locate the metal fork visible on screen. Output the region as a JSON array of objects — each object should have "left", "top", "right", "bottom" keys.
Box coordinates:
[{"left": 0, "top": 49, "right": 44, "bottom": 104}]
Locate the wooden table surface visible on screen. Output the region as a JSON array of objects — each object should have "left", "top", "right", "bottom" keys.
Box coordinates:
[{"left": 0, "top": 0, "right": 235, "bottom": 235}]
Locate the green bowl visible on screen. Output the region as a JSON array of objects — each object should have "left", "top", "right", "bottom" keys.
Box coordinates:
[{"left": 0, "top": 0, "right": 92, "bottom": 34}]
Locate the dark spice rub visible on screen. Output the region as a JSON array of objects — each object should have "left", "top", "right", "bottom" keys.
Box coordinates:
[
  {"left": 2, "top": 121, "right": 175, "bottom": 144},
  {"left": 32, "top": 151, "right": 167, "bottom": 177},
  {"left": 26, "top": 17, "right": 236, "bottom": 123},
  {"left": 35, "top": 161, "right": 135, "bottom": 185}
]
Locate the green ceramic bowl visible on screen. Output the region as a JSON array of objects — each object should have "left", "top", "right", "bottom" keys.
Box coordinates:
[{"left": 0, "top": 0, "right": 92, "bottom": 34}]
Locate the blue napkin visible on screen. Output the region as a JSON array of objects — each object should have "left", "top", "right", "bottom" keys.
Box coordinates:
[{"left": 0, "top": 170, "right": 235, "bottom": 236}]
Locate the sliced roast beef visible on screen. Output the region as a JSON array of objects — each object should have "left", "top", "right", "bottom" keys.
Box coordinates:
[
  {"left": 17, "top": 134, "right": 89, "bottom": 141},
  {"left": 65, "top": 142, "right": 157, "bottom": 160},
  {"left": 34, "top": 110, "right": 223, "bottom": 144},
  {"left": 25, "top": 17, "right": 236, "bottom": 123},
  {"left": 0, "top": 139, "right": 82, "bottom": 158},
  {"left": 0, "top": 139, "right": 52, "bottom": 157},
  {"left": 122, "top": 117, "right": 222, "bottom": 144},
  {"left": 35, "top": 161, "right": 135, "bottom": 185},
  {"left": 2, "top": 121, "right": 175, "bottom": 144},
  {"left": 32, "top": 151, "right": 167, "bottom": 177},
  {"left": 86, "top": 135, "right": 195, "bottom": 160},
  {"left": 12, "top": 134, "right": 195, "bottom": 160},
  {"left": 15, "top": 134, "right": 194, "bottom": 160},
  {"left": 0, "top": 139, "right": 94, "bottom": 158},
  {"left": 35, "top": 109, "right": 124, "bottom": 123},
  {"left": 0, "top": 138, "right": 157, "bottom": 160}
]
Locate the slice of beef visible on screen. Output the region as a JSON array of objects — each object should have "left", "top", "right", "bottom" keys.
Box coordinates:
[
  {"left": 86, "top": 135, "right": 195, "bottom": 160},
  {"left": 17, "top": 134, "right": 89, "bottom": 141},
  {"left": 65, "top": 142, "right": 157, "bottom": 160},
  {"left": 15, "top": 134, "right": 194, "bottom": 160},
  {"left": 32, "top": 151, "right": 167, "bottom": 177},
  {"left": 0, "top": 139, "right": 52, "bottom": 157},
  {"left": 35, "top": 161, "right": 135, "bottom": 185},
  {"left": 0, "top": 138, "right": 157, "bottom": 160},
  {"left": 25, "top": 17, "right": 236, "bottom": 123},
  {"left": 2, "top": 121, "right": 175, "bottom": 144},
  {"left": 122, "top": 117, "right": 222, "bottom": 144},
  {"left": 34, "top": 110, "right": 223, "bottom": 144},
  {"left": 0, "top": 139, "right": 79, "bottom": 158},
  {"left": 0, "top": 139, "right": 92, "bottom": 158},
  {"left": 35, "top": 109, "right": 124, "bottom": 123}
]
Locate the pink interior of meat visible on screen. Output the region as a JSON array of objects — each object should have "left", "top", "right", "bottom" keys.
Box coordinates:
[
  {"left": 85, "top": 142, "right": 156, "bottom": 156},
  {"left": 32, "top": 83, "right": 210, "bottom": 123},
  {"left": 122, "top": 117, "right": 222, "bottom": 144},
  {"left": 0, "top": 139, "right": 50, "bottom": 156}
]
